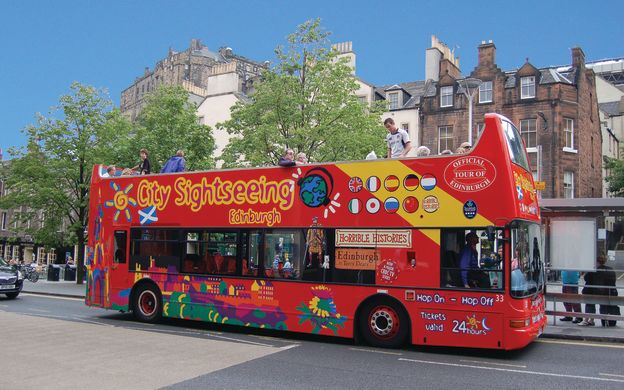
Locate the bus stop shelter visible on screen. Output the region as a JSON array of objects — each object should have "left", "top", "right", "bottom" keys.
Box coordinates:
[{"left": 540, "top": 197, "right": 624, "bottom": 271}]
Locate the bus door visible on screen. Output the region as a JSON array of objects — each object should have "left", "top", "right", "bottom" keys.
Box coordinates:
[
  {"left": 423, "top": 228, "right": 505, "bottom": 349},
  {"left": 110, "top": 229, "right": 129, "bottom": 295}
]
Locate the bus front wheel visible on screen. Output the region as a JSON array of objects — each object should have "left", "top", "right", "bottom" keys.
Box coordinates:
[
  {"left": 132, "top": 284, "right": 162, "bottom": 323},
  {"left": 359, "top": 299, "right": 408, "bottom": 348}
]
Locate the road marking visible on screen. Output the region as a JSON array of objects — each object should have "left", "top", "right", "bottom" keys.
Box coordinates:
[
  {"left": 22, "top": 293, "right": 83, "bottom": 302},
  {"left": 398, "top": 358, "right": 624, "bottom": 383},
  {"left": 279, "top": 344, "right": 301, "bottom": 351},
  {"left": 460, "top": 359, "right": 526, "bottom": 368},
  {"left": 350, "top": 347, "right": 403, "bottom": 356},
  {"left": 600, "top": 373, "right": 624, "bottom": 379},
  {"left": 125, "top": 325, "right": 279, "bottom": 347},
  {"left": 536, "top": 339, "right": 624, "bottom": 349},
  {"left": 28, "top": 308, "right": 51, "bottom": 314}
]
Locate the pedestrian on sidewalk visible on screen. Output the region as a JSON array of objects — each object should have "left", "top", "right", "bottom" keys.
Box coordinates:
[
  {"left": 560, "top": 270, "right": 583, "bottom": 323},
  {"left": 595, "top": 256, "right": 620, "bottom": 327},
  {"left": 579, "top": 257, "right": 601, "bottom": 326}
]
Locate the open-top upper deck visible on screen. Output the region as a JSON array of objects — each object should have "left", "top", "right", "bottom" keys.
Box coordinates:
[{"left": 91, "top": 113, "right": 539, "bottom": 231}]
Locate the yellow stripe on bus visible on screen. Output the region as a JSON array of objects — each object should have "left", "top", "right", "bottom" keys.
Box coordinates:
[{"left": 337, "top": 160, "right": 494, "bottom": 233}]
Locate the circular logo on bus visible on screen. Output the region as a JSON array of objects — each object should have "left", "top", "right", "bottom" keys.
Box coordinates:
[
  {"left": 463, "top": 200, "right": 477, "bottom": 219},
  {"left": 403, "top": 174, "right": 419, "bottom": 191},
  {"left": 366, "top": 198, "right": 381, "bottom": 214},
  {"left": 384, "top": 175, "right": 400, "bottom": 192},
  {"left": 443, "top": 156, "right": 496, "bottom": 192},
  {"left": 384, "top": 197, "right": 400, "bottom": 213},
  {"left": 422, "top": 196, "right": 439, "bottom": 213},
  {"left": 403, "top": 196, "right": 419, "bottom": 213}
]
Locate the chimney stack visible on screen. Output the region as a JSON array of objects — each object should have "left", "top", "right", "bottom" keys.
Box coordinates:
[
  {"left": 571, "top": 47, "right": 586, "bottom": 69},
  {"left": 478, "top": 40, "right": 496, "bottom": 67}
]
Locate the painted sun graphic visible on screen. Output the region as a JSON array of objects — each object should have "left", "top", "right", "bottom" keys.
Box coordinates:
[{"left": 104, "top": 182, "right": 137, "bottom": 222}]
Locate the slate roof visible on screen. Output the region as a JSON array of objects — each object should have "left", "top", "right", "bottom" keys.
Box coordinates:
[
  {"left": 599, "top": 101, "right": 623, "bottom": 116},
  {"left": 374, "top": 80, "right": 427, "bottom": 109}
]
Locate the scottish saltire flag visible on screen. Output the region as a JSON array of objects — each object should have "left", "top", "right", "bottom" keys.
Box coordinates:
[
  {"left": 139, "top": 206, "right": 158, "bottom": 225},
  {"left": 366, "top": 176, "right": 379, "bottom": 192},
  {"left": 421, "top": 174, "right": 437, "bottom": 191}
]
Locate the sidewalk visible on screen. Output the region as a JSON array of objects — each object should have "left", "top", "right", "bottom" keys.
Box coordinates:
[
  {"left": 22, "top": 279, "right": 86, "bottom": 298},
  {"left": 20, "top": 279, "right": 624, "bottom": 344}
]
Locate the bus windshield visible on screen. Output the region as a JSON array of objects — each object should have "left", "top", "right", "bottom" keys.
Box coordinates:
[
  {"left": 502, "top": 120, "right": 530, "bottom": 172},
  {"left": 510, "top": 222, "right": 544, "bottom": 298}
]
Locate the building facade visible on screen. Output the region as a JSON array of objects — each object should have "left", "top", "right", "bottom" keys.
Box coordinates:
[
  {"left": 420, "top": 42, "right": 603, "bottom": 199},
  {"left": 120, "top": 39, "right": 267, "bottom": 123}
]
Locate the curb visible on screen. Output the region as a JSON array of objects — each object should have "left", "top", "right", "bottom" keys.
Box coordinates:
[
  {"left": 22, "top": 290, "right": 85, "bottom": 299},
  {"left": 540, "top": 333, "right": 624, "bottom": 344}
]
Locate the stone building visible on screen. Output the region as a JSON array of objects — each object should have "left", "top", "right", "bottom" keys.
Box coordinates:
[
  {"left": 120, "top": 39, "right": 267, "bottom": 122},
  {"left": 420, "top": 42, "right": 603, "bottom": 199}
]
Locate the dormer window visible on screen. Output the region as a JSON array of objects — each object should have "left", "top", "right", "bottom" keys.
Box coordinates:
[
  {"left": 440, "top": 86, "right": 453, "bottom": 107},
  {"left": 520, "top": 76, "right": 535, "bottom": 99},
  {"left": 388, "top": 92, "right": 400, "bottom": 110}
]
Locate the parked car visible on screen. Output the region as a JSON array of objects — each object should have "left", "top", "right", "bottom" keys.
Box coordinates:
[{"left": 0, "top": 257, "right": 24, "bottom": 299}]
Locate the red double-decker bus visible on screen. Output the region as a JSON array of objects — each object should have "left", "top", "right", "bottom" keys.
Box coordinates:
[{"left": 86, "top": 113, "right": 545, "bottom": 350}]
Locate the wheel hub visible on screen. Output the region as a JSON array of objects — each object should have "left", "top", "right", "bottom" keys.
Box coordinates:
[{"left": 370, "top": 307, "right": 398, "bottom": 338}]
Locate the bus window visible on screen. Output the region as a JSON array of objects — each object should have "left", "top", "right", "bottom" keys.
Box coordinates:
[
  {"left": 113, "top": 231, "right": 127, "bottom": 264},
  {"left": 510, "top": 222, "right": 544, "bottom": 298},
  {"left": 130, "top": 229, "right": 180, "bottom": 272},
  {"left": 264, "top": 230, "right": 305, "bottom": 279},
  {"left": 182, "top": 231, "right": 203, "bottom": 273},
  {"left": 243, "top": 231, "right": 261, "bottom": 277},
  {"left": 441, "top": 228, "right": 504, "bottom": 290},
  {"left": 199, "top": 230, "right": 238, "bottom": 275}
]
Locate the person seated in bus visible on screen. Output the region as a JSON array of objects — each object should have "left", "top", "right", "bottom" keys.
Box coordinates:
[
  {"left": 102, "top": 165, "right": 116, "bottom": 178},
  {"left": 415, "top": 146, "right": 430, "bottom": 157},
  {"left": 459, "top": 232, "right": 490, "bottom": 288},
  {"left": 282, "top": 257, "right": 294, "bottom": 278},
  {"left": 278, "top": 149, "right": 303, "bottom": 167},
  {"left": 439, "top": 149, "right": 453, "bottom": 155},
  {"left": 296, "top": 152, "right": 308, "bottom": 164},
  {"left": 455, "top": 142, "right": 472, "bottom": 155},
  {"left": 272, "top": 254, "right": 283, "bottom": 277}
]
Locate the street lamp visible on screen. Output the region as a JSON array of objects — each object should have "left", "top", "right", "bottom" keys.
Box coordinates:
[{"left": 459, "top": 77, "right": 482, "bottom": 146}]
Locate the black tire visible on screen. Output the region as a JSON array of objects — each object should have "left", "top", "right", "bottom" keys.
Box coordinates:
[
  {"left": 5, "top": 292, "right": 19, "bottom": 299},
  {"left": 132, "top": 284, "right": 162, "bottom": 323},
  {"left": 359, "top": 298, "right": 409, "bottom": 348},
  {"left": 29, "top": 273, "right": 39, "bottom": 283}
]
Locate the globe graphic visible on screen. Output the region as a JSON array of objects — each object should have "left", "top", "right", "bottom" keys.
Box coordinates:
[{"left": 299, "top": 175, "right": 328, "bottom": 207}]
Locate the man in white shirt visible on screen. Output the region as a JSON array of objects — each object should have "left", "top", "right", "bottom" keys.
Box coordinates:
[{"left": 384, "top": 118, "right": 412, "bottom": 158}]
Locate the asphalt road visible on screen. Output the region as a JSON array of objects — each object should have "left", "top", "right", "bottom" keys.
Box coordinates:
[{"left": 1, "top": 293, "right": 623, "bottom": 390}]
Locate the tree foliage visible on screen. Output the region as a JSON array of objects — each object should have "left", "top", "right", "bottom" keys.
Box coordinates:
[
  {"left": 134, "top": 85, "right": 215, "bottom": 171},
  {"left": 0, "top": 82, "right": 131, "bottom": 282},
  {"left": 219, "top": 19, "right": 386, "bottom": 167},
  {"left": 604, "top": 155, "right": 624, "bottom": 196}
]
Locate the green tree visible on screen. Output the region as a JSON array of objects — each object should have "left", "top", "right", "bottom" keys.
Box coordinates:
[
  {"left": 219, "top": 19, "right": 386, "bottom": 167},
  {"left": 134, "top": 85, "right": 215, "bottom": 171},
  {"left": 0, "top": 82, "right": 132, "bottom": 283},
  {"left": 604, "top": 155, "right": 624, "bottom": 196}
]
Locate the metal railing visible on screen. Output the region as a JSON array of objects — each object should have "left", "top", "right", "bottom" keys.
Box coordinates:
[{"left": 545, "top": 282, "right": 623, "bottom": 325}]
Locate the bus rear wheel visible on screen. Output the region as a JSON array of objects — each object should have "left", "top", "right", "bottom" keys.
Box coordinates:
[
  {"left": 359, "top": 299, "right": 408, "bottom": 348},
  {"left": 132, "top": 284, "right": 162, "bottom": 323}
]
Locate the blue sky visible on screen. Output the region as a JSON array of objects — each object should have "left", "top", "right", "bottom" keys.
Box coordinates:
[{"left": 1, "top": 0, "right": 622, "bottom": 153}]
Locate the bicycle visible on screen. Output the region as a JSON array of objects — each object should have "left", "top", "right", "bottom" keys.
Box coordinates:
[{"left": 18, "top": 264, "right": 39, "bottom": 283}]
